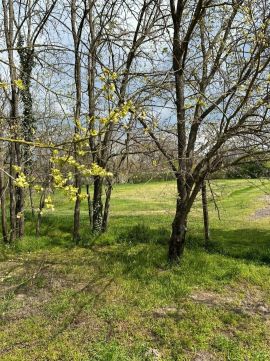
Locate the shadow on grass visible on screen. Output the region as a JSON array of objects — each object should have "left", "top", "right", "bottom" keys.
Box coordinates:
[
  {"left": 21, "top": 212, "right": 270, "bottom": 267},
  {"left": 206, "top": 228, "right": 270, "bottom": 264},
  {"left": 117, "top": 223, "right": 170, "bottom": 245}
]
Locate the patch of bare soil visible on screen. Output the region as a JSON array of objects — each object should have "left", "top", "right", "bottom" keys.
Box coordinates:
[
  {"left": 0, "top": 255, "right": 108, "bottom": 325},
  {"left": 250, "top": 195, "right": 270, "bottom": 220},
  {"left": 189, "top": 285, "right": 270, "bottom": 318},
  {"left": 192, "top": 351, "right": 217, "bottom": 361}
]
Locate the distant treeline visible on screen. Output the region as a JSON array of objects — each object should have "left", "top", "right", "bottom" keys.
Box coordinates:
[{"left": 124, "top": 161, "right": 270, "bottom": 183}]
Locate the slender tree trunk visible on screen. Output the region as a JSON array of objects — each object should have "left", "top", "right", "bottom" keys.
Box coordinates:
[
  {"left": 73, "top": 177, "right": 81, "bottom": 243},
  {"left": 15, "top": 141, "right": 24, "bottom": 238},
  {"left": 0, "top": 132, "right": 8, "bottom": 243},
  {"left": 36, "top": 191, "right": 45, "bottom": 236},
  {"left": 3, "top": 0, "right": 21, "bottom": 241},
  {"left": 0, "top": 170, "right": 8, "bottom": 244},
  {"left": 92, "top": 176, "right": 103, "bottom": 232},
  {"left": 15, "top": 186, "right": 24, "bottom": 238},
  {"left": 9, "top": 145, "right": 17, "bottom": 242},
  {"left": 71, "top": 0, "right": 85, "bottom": 243},
  {"left": 29, "top": 187, "right": 35, "bottom": 217},
  {"left": 201, "top": 180, "right": 210, "bottom": 246},
  {"left": 86, "top": 184, "right": 93, "bottom": 228},
  {"left": 102, "top": 180, "right": 112, "bottom": 233}
]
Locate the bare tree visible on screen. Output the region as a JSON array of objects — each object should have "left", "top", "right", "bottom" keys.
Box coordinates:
[{"left": 138, "top": 0, "right": 270, "bottom": 262}]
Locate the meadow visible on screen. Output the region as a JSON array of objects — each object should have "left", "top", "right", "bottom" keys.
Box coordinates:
[{"left": 0, "top": 179, "right": 270, "bottom": 360}]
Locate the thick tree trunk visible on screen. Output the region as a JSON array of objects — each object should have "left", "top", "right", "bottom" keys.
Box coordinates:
[
  {"left": 92, "top": 176, "right": 103, "bottom": 233},
  {"left": 168, "top": 200, "right": 187, "bottom": 262},
  {"left": 102, "top": 180, "right": 112, "bottom": 233},
  {"left": 201, "top": 180, "right": 210, "bottom": 246}
]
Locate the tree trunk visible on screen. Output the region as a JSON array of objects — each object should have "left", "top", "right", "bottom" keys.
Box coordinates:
[
  {"left": 3, "top": 0, "right": 21, "bottom": 242},
  {"left": 71, "top": 0, "right": 84, "bottom": 243},
  {"left": 73, "top": 177, "right": 81, "bottom": 243},
  {"left": 102, "top": 180, "right": 112, "bottom": 233},
  {"left": 9, "top": 143, "right": 17, "bottom": 242},
  {"left": 29, "top": 187, "right": 35, "bottom": 217},
  {"left": 92, "top": 176, "right": 103, "bottom": 233},
  {"left": 36, "top": 191, "right": 45, "bottom": 237},
  {"left": 86, "top": 184, "right": 93, "bottom": 228},
  {"left": 15, "top": 185, "right": 24, "bottom": 238},
  {"left": 201, "top": 180, "right": 210, "bottom": 246},
  {"left": 0, "top": 170, "right": 8, "bottom": 243},
  {"left": 15, "top": 141, "right": 24, "bottom": 238},
  {"left": 168, "top": 202, "right": 187, "bottom": 262}
]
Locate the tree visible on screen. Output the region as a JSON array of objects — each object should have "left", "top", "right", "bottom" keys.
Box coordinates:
[{"left": 138, "top": 0, "right": 270, "bottom": 262}]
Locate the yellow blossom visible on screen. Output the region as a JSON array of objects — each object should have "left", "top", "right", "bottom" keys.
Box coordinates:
[
  {"left": 0, "top": 82, "right": 9, "bottom": 89},
  {"left": 14, "top": 79, "right": 26, "bottom": 90}
]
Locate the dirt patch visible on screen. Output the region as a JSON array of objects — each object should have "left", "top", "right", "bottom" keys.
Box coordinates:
[
  {"left": 153, "top": 306, "right": 178, "bottom": 318},
  {"left": 190, "top": 285, "right": 270, "bottom": 318},
  {"left": 250, "top": 195, "right": 270, "bottom": 220},
  {"left": 192, "top": 351, "right": 217, "bottom": 361},
  {"left": 190, "top": 291, "right": 234, "bottom": 307}
]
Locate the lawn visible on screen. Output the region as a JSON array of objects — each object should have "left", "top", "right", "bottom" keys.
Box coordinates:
[{"left": 0, "top": 179, "right": 270, "bottom": 360}]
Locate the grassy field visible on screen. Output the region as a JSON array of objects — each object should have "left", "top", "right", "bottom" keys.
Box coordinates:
[{"left": 0, "top": 179, "right": 270, "bottom": 360}]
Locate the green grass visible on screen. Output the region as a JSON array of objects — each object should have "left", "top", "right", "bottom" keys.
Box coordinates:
[{"left": 0, "top": 179, "right": 270, "bottom": 360}]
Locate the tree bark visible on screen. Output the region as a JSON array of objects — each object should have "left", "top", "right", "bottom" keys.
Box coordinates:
[
  {"left": 201, "top": 180, "right": 210, "bottom": 246},
  {"left": 102, "top": 180, "right": 112, "bottom": 233},
  {"left": 86, "top": 184, "right": 93, "bottom": 228},
  {"left": 92, "top": 176, "right": 103, "bottom": 233},
  {"left": 36, "top": 191, "right": 45, "bottom": 237},
  {"left": 73, "top": 179, "right": 81, "bottom": 243},
  {"left": 0, "top": 170, "right": 8, "bottom": 244},
  {"left": 168, "top": 197, "right": 187, "bottom": 262}
]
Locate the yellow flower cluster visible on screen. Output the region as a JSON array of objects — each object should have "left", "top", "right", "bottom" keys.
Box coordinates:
[
  {"left": 0, "top": 82, "right": 9, "bottom": 89},
  {"left": 14, "top": 79, "right": 26, "bottom": 90},
  {"left": 99, "top": 68, "right": 118, "bottom": 101},
  {"left": 100, "top": 100, "right": 134, "bottom": 125},
  {"left": 50, "top": 152, "right": 113, "bottom": 203},
  {"left": 14, "top": 173, "right": 29, "bottom": 188},
  {"left": 51, "top": 168, "right": 67, "bottom": 187},
  {"left": 13, "top": 166, "right": 29, "bottom": 188},
  {"left": 100, "top": 68, "right": 118, "bottom": 81},
  {"left": 63, "top": 185, "right": 78, "bottom": 202},
  {"left": 1, "top": 79, "right": 27, "bottom": 91},
  {"left": 33, "top": 185, "right": 44, "bottom": 192},
  {"left": 44, "top": 196, "right": 55, "bottom": 211}
]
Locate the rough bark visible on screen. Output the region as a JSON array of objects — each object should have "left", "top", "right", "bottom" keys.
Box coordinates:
[
  {"left": 0, "top": 167, "right": 8, "bottom": 244},
  {"left": 168, "top": 195, "right": 187, "bottom": 262},
  {"left": 86, "top": 184, "right": 93, "bottom": 228},
  {"left": 101, "top": 180, "right": 112, "bottom": 233},
  {"left": 3, "top": 0, "right": 20, "bottom": 241},
  {"left": 36, "top": 191, "right": 45, "bottom": 237},
  {"left": 92, "top": 176, "right": 103, "bottom": 233},
  {"left": 201, "top": 180, "right": 210, "bottom": 246}
]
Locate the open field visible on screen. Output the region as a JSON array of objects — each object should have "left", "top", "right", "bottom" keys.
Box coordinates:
[{"left": 1, "top": 179, "right": 270, "bottom": 360}]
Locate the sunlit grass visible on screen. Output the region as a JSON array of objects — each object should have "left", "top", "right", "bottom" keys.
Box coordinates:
[{"left": 1, "top": 179, "right": 270, "bottom": 360}]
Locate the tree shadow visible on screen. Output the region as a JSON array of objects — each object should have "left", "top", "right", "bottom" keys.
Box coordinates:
[{"left": 206, "top": 227, "right": 270, "bottom": 264}]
